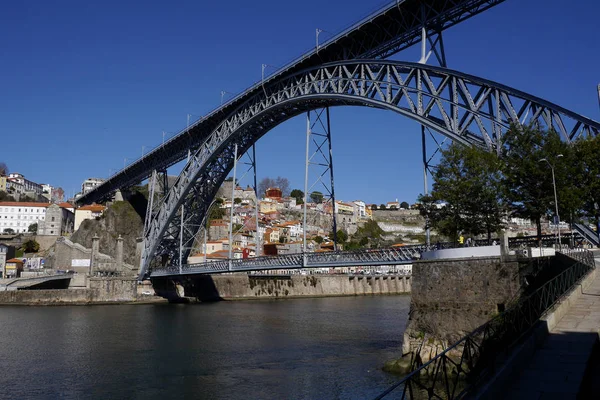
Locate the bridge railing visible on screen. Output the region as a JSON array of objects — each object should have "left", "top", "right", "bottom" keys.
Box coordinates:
[
  {"left": 374, "top": 249, "right": 595, "bottom": 400},
  {"left": 149, "top": 246, "right": 425, "bottom": 277}
]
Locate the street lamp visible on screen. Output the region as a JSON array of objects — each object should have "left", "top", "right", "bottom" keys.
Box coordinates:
[{"left": 539, "top": 154, "right": 563, "bottom": 248}]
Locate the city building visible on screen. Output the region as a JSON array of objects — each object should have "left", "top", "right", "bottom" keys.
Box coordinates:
[
  {"left": 0, "top": 175, "right": 6, "bottom": 192},
  {"left": 0, "top": 244, "right": 16, "bottom": 278},
  {"left": 353, "top": 201, "right": 367, "bottom": 219},
  {"left": 37, "top": 204, "right": 74, "bottom": 236},
  {"left": 265, "top": 187, "right": 282, "bottom": 199},
  {"left": 74, "top": 204, "right": 106, "bottom": 231},
  {"left": 81, "top": 178, "right": 106, "bottom": 194},
  {"left": 41, "top": 184, "right": 54, "bottom": 201},
  {"left": 4, "top": 258, "right": 24, "bottom": 278},
  {"left": 7, "top": 173, "right": 43, "bottom": 195},
  {"left": 0, "top": 202, "right": 49, "bottom": 234}
]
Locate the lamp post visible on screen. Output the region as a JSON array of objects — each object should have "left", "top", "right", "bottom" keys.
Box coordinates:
[{"left": 539, "top": 154, "right": 563, "bottom": 248}]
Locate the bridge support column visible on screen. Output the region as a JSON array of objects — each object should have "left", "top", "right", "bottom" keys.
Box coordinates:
[
  {"left": 303, "top": 108, "right": 338, "bottom": 251},
  {"left": 418, "top": 11, "right": 448, "bottom": 248},
  {"left": 228, "top": 143, "right": 238, "bottom": 270}
]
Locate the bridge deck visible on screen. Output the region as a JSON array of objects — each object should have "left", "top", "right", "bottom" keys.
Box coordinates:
[{"left": 76, "top": 0, "right": 506, "bottom": 205}]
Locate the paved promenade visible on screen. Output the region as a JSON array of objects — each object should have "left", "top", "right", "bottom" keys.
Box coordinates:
[{"left": 505, "top": 258, "right": 600, "bottom": 399}]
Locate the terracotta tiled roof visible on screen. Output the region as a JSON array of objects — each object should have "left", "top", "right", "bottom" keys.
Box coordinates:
[
  {"left": 58, "top": 202, "right": 74, "bottom": 208},
  {"left": 0, "top": 202, "right": 49, "bottom": 208},
  {"left": 78, "top": 204, "right": 105, "bottom": 212},
  {"left": 6, "top": 258, "right": 24, "bottom": 264}
]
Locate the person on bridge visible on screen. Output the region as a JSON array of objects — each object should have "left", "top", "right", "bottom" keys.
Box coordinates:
[{"left": 459, "top": 235, "right": 464, "bottom": 246}]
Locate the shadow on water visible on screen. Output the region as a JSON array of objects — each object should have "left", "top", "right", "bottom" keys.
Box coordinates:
[{"left": 151, "top": 275, "right": 224, "bottom": 303}]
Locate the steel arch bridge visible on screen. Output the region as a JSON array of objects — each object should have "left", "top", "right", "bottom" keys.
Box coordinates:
[{"left": 139, "top": 60, "right": 600, "bottom": 278}]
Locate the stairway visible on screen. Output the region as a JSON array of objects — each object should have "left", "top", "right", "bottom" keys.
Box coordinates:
[{"left": 573, "top": 223, "right": 600, "bottom": 247}]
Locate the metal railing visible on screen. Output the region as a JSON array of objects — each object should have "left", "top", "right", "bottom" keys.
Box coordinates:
[
  {"left": 149, "top": 246, "right": 424, "bottom": 277},
  {"left": 374, "top": 250, "right": 596, "bottom": 400}
]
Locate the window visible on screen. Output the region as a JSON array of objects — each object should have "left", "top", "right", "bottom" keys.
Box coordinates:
[
  {"left": 51, "top": 217, "right": 55, "bottom": 222},
  {"left": 50, "top": 231, "right": 54, "bottom": 235}
]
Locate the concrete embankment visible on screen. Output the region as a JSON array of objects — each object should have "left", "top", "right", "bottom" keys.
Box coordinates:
[
  {"left": 0, "top": 277, "right": 160, "bottom": 305},
  {"left": 152, "top": 274, "right": 411, "bottom": 302}
]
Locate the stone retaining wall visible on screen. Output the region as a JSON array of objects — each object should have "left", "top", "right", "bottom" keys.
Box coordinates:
[
  {"left": 0, "top": 277, "right": 138, "bottom": 305},
  {"left": 153, "top": 274, "right": 411, "bottom": 302}
]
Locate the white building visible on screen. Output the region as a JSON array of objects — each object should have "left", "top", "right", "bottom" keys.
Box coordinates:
[
  {"left": 81, "top": 178, "right": 106, "bottom": 194},
  {"left": 41, "top": 184, "right": 54, "bottom": 201},
  {"left": 353, "top": 200, "right": 367, "bottom": 219},
  {"left": 0, "top": 202, "right": 49, "bottom": 234},
  {"left": 7, "top": 173, "right": 43, "bottom": 195}
]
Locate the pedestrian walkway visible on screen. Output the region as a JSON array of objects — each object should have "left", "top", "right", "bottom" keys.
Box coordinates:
[{"left": 504, "top": 260, "right": 600, "bottom": 399}]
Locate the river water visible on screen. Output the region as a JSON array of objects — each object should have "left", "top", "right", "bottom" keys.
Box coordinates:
[{"left": 0, "top": 296, "right": 410, "bottom": 399}]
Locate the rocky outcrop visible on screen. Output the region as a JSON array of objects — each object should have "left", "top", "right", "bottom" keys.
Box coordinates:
[{"left": 71, "top": 200, "right": 144, "bottom": 266}]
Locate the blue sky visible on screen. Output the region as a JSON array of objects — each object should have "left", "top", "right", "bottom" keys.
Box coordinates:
[{"left": 1, "top": 0, "right": 599, "bottom": 204}]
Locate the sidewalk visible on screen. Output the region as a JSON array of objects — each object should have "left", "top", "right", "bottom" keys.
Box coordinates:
[{"left": 504, "top": 260, "right": 600, "bottom": 399}]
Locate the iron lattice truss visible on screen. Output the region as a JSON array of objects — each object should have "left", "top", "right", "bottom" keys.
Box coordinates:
[
  {"left": 150, "top": 247, "right": 424, "bottom": 278},
  {"left": 139, "top": 60, "right": 600, "bottom": 278},
  {"left": 76, "top": 0, "right": 506, "bottom": 206}
]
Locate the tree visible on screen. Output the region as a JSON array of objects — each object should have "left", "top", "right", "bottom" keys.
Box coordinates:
[
  {"left": 420, "top": 141, "right": 505, "bottom": 243},
  {"left": 371, "top": 204, "right": 378, "bottom": 210},
  {"left": 234, "top": 198, "right": 242, "bottom": 204},
  {"left": 351, "top": 220, "right": 385, "bottom": 248},
  {"left": 574, "top": 136, "right": 600, "bottom": 235},
  {"left": 314, "top": 236, "right": 324, "bottom": 244},
  {"left": 310, "top": 191, "right": 324, "bottom": 204},
  {"left": 52, "top": 187, "right": 65, "bottom": 202},
  {"left": 400, "top": 201, "right": 410, "bottom": 209},
  {"left": 3, "top": 228, "right": 14, "bottom": 234},
  {"left": 22, "top": 239, "right": 40, "bottom": 253},
  {"left": 379, "top": 204, "right": 386, "bottom": 210},
  {"left": 28, "top": 223, "right": 38, "bottom": 233},
  {"left": 290, "top": 189, "right": 304, "bottom": 203},
  {"left": 501, "top": 125, "right": 573, "bottom": 241},
  {"left": 0, "top": 162, "right": 7, "bottom": 175},
  {"left": 258, "top": 176, "right": 291, "bottom": 197},
  {"left": 275, "top": 177, "right": 290, "bottom": 197},
  {"left": 0, "top": 192, "right": 15, "bottom": 202},
  {"left": 335, "top": 229, "right": 348, "bottom": 243},
  {"left": 389, "top": 205, "right": 398, "bottom": 211}
]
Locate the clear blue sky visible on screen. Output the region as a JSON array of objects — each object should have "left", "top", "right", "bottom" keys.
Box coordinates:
[{"left": 1, "top": 0, "right": 599, "bottom": 204}]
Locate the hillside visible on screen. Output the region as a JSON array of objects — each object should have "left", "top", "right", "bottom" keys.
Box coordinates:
[{"left": 71, "top": 198, "right": 145, "bottom": 266}]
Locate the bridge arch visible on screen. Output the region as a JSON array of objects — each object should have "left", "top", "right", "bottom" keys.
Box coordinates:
[{"left": 140, "top": 60, "right": 600, "bottom": 278}]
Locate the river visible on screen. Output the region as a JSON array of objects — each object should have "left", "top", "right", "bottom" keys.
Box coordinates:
[{"left": 0, "top": 296, "right": 410, "bottom": 399}]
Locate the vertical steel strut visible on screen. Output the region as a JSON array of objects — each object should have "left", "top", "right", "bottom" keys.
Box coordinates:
[{"left": 303, "top": 108, "right": 338, "bottom": 252}]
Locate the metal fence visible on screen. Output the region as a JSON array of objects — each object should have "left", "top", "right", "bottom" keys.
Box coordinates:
[{"left": 374, "top": 249, "right": 596, "bottom": 400}]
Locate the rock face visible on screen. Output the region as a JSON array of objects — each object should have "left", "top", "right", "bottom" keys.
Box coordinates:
[{"left": 71, "top": 201, "right": 144, "bottom": 267}]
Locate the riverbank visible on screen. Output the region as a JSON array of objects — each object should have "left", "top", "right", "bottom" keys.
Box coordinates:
[
  {"left": 153, "top": 274, "right": 412, "bottom": 302},
  {"left": 0, "top": 289, "right": 168, "bottom": 306},
  {"left": 0, "top": 274, "right": 412, "bottom": 305}
]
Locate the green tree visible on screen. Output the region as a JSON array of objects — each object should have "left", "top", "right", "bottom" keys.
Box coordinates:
[
  {"left": 501, "top": 125, "right": 573, "bottom": 240},
  {"left": 335, "top": 229, "right": 348, "bottom": 243},
  {"left": 379, "top": 204, "right": 386, "bottom": 210},
  {"left": 400, "top": 201, "right": 410, "bottom": 209},
  {"left": 28, "top": 223, "right": 38, "bottom": 233},
  {"left": 3, "top": 228, "right": 15, "bottom": 234},
  {"left": 290, "top": 189, "right": 304, "bottom": 200},
  {"left": 353, "top": 220, "right": 385, "bottom": 248},
  {"left": 22, "top": 239, "right": 40, "bottom": 253},
  {"left": 419, "top": 141, "right": 505, "bottom": 243},
  {"left": 573, "top": 136, "right": 600, "bottom": 235},
  {"left": 314, "top": 235, "right": 324, "bottom": 244},
  {"left": 234, "top": 197, "right": 242, "bottom": 204},
  {"left": 310, "top": 191, "right": 324, "bottom": 204},
  {"left": 371, "top": 204, "right": 378, "bottom": 210},
  {"left": 290, "top": 189, "right": 304, "bottom": 205}
]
